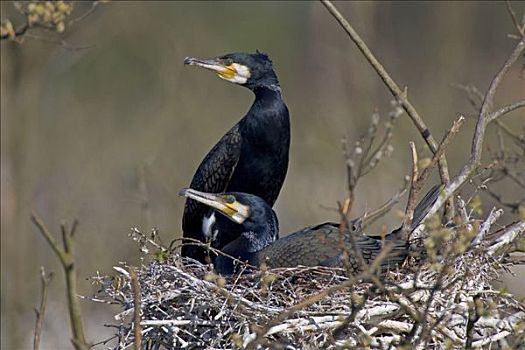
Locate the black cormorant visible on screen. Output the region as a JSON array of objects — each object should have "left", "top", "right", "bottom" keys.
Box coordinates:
[
  {"left": 179, "top": 185, "right": 441, "bottom": 275},
  {"left": 181, "top": 52, "right": 290, "bottom": 263}
]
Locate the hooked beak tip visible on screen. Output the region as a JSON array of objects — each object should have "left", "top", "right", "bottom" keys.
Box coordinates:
[{"left": 178, "top": 188, "right": 190, "bottom": 197}]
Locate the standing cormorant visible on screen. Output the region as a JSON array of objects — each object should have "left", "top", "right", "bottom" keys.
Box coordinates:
[
  {"left": 181, "top": 52, "right": 290, "bottom": 263},
  {"left": 179, "top": 185, "right": 441, "bottom": 275}
]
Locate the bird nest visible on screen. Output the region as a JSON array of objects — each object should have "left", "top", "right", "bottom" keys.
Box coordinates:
[{"left": 92, "top": 221, "right": 525, "bottom": 349}]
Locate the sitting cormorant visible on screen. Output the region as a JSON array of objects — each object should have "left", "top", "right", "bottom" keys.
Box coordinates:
[
  {"left": 179, "top": 185, "right": 441, "bottom": 275},
  {"left": 181, "top": 52, "right": 290, "bottom": 263}
]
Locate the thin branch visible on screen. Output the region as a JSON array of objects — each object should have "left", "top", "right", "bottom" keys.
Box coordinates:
[
  {"left": 472, "top": 208, "right": 504, "bottom": 246},
  {"left": 505, "top": 0, "right": 525, "bottom": 37},
  {"left": 30, "top": 213, "right": 88, "bottom": 350},
  {"left": 34, "top": 267, "right": 54, "bottom": 350},
  {"left": 320, "top": 0, "right": 455, "bottom": 220},
  {"left": 402, "top": 142, "right": 419, "bottom": 238},
  {"left": 488, "top": 100, "right": 525, "bottom": 122},
  {"left": 487, "top": 220, "right": 525, "bottom": 256},
  {"left": 130, "top": 267, "right": 142, "bottom": 350},
  {"left": 404, "top": 117, "right": 464, "bottom": 238},
  {"left": 362, "top": 176, "right": 409, "bottom": 229},
  {"left": 422, "top": 37, "right": 525, "bottom": 221},
  {"left": 68, "top": 1, "right": 100, "bottom": 27},
  {"left": 0, "top": 22, "right": 28, "bottom": 40}
]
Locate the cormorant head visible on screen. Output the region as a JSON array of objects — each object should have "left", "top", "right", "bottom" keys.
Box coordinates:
[
  {"left": 179, "top": 188, "right": 278, "bottom": 239},
  {"left": 179, "top": 188, "right": 279, "bottom": 274},
  {"left": 184, "top": 51, "right": 279, "bottom": 90}
]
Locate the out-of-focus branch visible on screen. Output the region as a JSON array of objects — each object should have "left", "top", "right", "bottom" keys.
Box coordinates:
[
  {"left": 30, "top": 214, "right": 88, "bottom": 350},
  {"left": 34, "top": 267, "right": 54, "bottom": 350},
  {"left": 342, "top": 104, "right": 401, "bottom": 215},
  {"left": 421, "top": 36, "right": 525, "bottom": 221},
  {"left": 506, "top": 0, "right": 525, "bottom": 37},
  {"left": 320, "top": 0, "right": 455, "bottom": 220},
  {"left": 488, "top": 100, "right": 525, "bottom": 122},
  {"left": 1, "top": 1, "right": 101, "bottom": 43},
  {"left": 362, "top": 176, "right": 409, "bottom": 229}
]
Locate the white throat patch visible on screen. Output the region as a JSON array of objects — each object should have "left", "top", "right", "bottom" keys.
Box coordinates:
[
  {"left": 202, "top": 212, "right": 218, "bottom": 242},
  {"left": 225, "top": 63, "right": 251, "bottom": 84}
]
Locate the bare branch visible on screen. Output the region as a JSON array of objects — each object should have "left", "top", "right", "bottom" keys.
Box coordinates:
[
  {"left": 422, "top": 37, "right": 525, "bottom": 221},
  {"left": 505, "top": 0, "right": 525, "bottom": 37},
  {"left": 363, "top": 176, "right": 409, "bottom": 229},
  {"left": 487, "top": 220, "right": 525, "bottom": 255},
  {"left": 34, "top": 267, "right": 54, "bottom": 350},
  {"left": 488, "top": 100, "right": 525, "bottom": 122},
  {"left": 402, "top": 142, "right": 419, "bottom": 238},
  {"left": 129, "top": 267, "right": 142, "bottom": 350},
  {"left": 320, "top": 0, "right": 455, "bottom": 220},
  {"left": 472, "top": 208, "right": 504, "bottom": 246},
  {"left": 31, "top": 214, "right": 88, "bottom": 350}
]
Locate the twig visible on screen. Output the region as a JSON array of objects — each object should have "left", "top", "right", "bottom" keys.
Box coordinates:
[
  {"left": 421, "top": 36, "right": 525, "bottom": 222},
  {"left": 320, "top": 0, "right": 455, "bottom": 220},
  {"left": 0, "top": 23, "right": 28, "bottom": 40},
  {"left": 487, "top": 220, "right": 525, "bottom": 255},
  {"left": 402, "top": 142, "right": 420, "bottom": 238},
  {"left": 34, "top": 267, "right": 54, "bottom": 350},
  {"left": 362, "top": 176, "right": 409, "bottom": 229},
  {"left": 488, "top": 100, "right": 525, "bottom": 122},
  {"left": 129, "top": 267, "right": 142, "bottom": 350},
  {"left": 30, "top": 213, "right": 88, "bottom": 350},
  {"left": 68, "top": 1, "right": 100, "bottom": 27},
  {"left": 505, "top": 0, "right": 525, "bottom": 37},
  {"left": 405, "top": 117, "right": 465, "bottom": 238}
]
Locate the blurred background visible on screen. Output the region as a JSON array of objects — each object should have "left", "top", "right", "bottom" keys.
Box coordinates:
[{"left": 1, "top": 1, "right": 524, "bottom": 348}]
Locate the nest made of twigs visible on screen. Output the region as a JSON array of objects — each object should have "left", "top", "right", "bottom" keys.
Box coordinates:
[{"left": 91, "top": 220, "right": 525, "bottom": 350}]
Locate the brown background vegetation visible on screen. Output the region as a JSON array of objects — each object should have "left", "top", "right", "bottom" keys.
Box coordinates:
[{"left": 1, "top": 1, "right": 524, "bottom": 348}]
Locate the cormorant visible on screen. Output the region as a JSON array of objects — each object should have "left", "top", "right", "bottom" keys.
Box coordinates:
[
  {"left": 179, "top": 185, "right": 441, "bottom": 275},
  {"left": 181, "top": 52, "right": 290, "bottom": 263}
]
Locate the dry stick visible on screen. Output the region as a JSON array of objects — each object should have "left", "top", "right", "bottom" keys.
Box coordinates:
[
  {"left": 422, "top": 37, "right": 525, "bottom": 221},
  {"left": 488, "top": 100, "right": 525, "bottom": 122},
  {"left": 402, "top": 142, "right": 419, "bottom": 239},
  {"left": 320, "top": 0, "right": 455, "bottom": 221},
  {"left": 246, "top": 245, "right": 395, "bottom": 349},
  {"left": 362, "top": 176, "right": 409, "bottom": 229},
  {"left": 506, "top": 0, "right": 525, "bottom": 37},
  {"left": 129, "top": 267, "right": 142, "bottom": 350},
  {"left": 30, "top": 214, "right": 88, "bottom": 350},
  {"left": 34, "top": 267, "right": 54, "bottom": 350},
  {"left": 403, "top": 117, "right": 465, "bottom": 238}
]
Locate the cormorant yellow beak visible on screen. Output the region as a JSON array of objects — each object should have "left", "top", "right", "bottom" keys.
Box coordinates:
[
  {"left": 184, "top": 57, "right": 251, "bottom": 84},
  {"left": 179, "top": 188, "right": 250, "bottom": 224}
]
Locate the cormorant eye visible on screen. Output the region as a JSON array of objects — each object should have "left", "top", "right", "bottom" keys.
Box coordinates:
[
  {"left": 222, "top": 58, "right": 233, "bottom": 66},
  {"left": 224, "top": 195, "right": 236, "bottom": 204}
]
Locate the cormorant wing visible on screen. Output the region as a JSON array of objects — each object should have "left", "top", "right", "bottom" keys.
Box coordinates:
[
  {"left": 257, "top": 224, "right": 407, "bottom": 272},
  {"left": 182, "top": 125, "right": 242, "bottom": 237}
]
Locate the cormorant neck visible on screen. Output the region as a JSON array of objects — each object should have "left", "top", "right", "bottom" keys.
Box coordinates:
[
  {"left": 214, "top": 210, "right": 279, "bottom": 275},
  {"left": 250, "top": 71, "right": 281, "bottom": 95}
]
